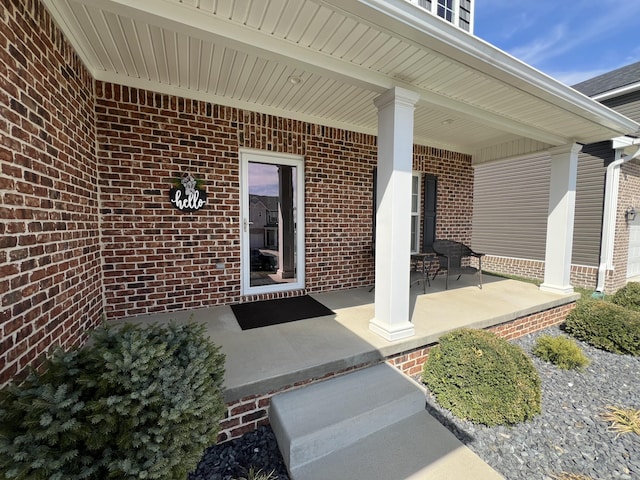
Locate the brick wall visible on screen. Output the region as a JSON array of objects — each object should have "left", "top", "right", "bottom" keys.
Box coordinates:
[
  {"left": 415, "top": 145, "right": 474, "bottom": 245},
  {"left": 96, "top": 83, "right": 474, "bottom": 319},
  {"left": 0, "top": 0, "right": 103, "bottom": 385},
  {"left": 1, "top": 0, "right": 474, "bottom": 383},
  {"left": 481, "top": 256, "right": 599, "bottom": 291},
  {"left": 610, "top": 160, "right": 640, "bottom": 292}
]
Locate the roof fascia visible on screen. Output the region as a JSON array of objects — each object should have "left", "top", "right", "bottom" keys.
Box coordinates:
[
  {"left": 593, "top": 82, "right": 640, "bottom": 102},
  {"left": 323, "top": 0, "right": 639, "bottom": 136}
]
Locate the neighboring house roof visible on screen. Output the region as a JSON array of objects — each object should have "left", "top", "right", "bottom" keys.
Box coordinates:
[
  {"left": 250, "top": 195, "right": 279, "bottom": 212},
  {"left": 42, "top": 0, "right": 638, "bottom": 161},
  {"left": 573, "top": 61, "right": 640, "bottom": 99}
]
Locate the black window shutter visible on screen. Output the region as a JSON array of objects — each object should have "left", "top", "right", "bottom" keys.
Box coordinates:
[{"left": 422, "top": 174, "right": 437, "bottom": 252}]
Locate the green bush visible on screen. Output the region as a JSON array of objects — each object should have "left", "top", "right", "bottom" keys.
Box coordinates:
[
  {"left": 532, "top": 335, "right": 590, "bottom": 370},
  {"left": 564, "top": 300, "right": 640, "bottom": 356},
  {"left": 611, "top": 282, "right": 640, "bottom": 312},
  {"left": 0, "top": 322, "right": 226, "bottom": 480},
  {"left": 421, "top": 328, "right": 541, "bottom": 426}
]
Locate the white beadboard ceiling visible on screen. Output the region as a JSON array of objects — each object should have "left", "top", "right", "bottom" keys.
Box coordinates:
[{"left": 41, "top": 0, "right": 639, "bottom": 159}]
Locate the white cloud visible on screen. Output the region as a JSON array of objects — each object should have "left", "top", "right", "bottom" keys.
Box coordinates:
[
  {"left": 249, "top": 163, "right": 279, "bottom": 196},
  {"left": 549, "top": 69, "right": 610, "bottom": 87},
  {"left": 508, "top": 24, "right": 567, "bottom": 65}
]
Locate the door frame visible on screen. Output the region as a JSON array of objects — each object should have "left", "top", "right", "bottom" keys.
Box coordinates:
[{"left": 239, "top": 148, "right": 305, "bottom": 296}]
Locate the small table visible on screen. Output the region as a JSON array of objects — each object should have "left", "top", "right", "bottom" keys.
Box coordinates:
[{"left": 410, "top": 252, "right": 437, "bottom": 293}]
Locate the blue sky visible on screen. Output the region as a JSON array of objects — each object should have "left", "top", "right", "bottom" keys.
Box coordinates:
[{"left": 474, "top": 0, "right": 640, "bottom": 86}]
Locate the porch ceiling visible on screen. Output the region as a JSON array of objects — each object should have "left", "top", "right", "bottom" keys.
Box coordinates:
[{"left": 42, "top": 0, "right": 639, "bottom": 158}]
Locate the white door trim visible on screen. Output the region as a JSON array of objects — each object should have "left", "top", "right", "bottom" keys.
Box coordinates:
[{"left": 239, "top": 148, "right": 305, "bottom": 296}]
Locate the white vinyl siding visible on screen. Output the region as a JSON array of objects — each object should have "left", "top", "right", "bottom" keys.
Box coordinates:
[
  {"left": 472, "top": 153, "right": 550, "bottom": 260},
  {"left": 605, "top": 90, "right": 640, "bottom": 126},
  {"left": 573, "top": 143, "right": 611, "bottom": 266},
  {"left": 472, "top": 146, "right": 612, "bottom": 267}
]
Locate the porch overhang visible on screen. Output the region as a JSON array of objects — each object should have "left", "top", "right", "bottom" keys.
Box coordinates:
[{"left": 43, "top": 0, "right": 639, "bottom": 160}]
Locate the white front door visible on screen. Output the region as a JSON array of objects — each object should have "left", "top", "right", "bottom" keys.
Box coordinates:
[{"left": 240, "top": 149, "right": 305, "bottom": 295}]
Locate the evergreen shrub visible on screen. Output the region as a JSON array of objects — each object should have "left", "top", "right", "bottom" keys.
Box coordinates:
[
  {"left": 532, "top": 335, "right": 589, "bottom": 370},
  {"left": 421, "top": 328, "right": 541, "bottom": 426},
  {"left": 611, "top": 282, "right": 640, "bottom": 312},
  {"left": 564, "top": 300, "right": 640, "bottom": 356},
  {"left": 0, "top": 322, "right": 226, "bottom": 480}
]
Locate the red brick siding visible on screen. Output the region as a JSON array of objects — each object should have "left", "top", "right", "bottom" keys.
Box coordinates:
[
  {"left": 0, "top": 0, "right": 102, "bottom": 385},
  {"left": 387, "top": 346, "right": 432, "bottom": 378},
  {"left": 96, "top": 92, "right": 244, "bottom": 318},
  {"left": 482, "top": 256, "right": 598, "bottom": 290},
  {"left": 610, "top": 160, "right": 640, "bottom": 292},
  {"left": 303, "top": 128, "right": 379, "bottom": 293},
  {"left": 570, "top": 265, "right": 598, "bottom": 290},
  {"left": 414, "top": 145, "right": 474, "bottom": 245},
  {"left": 487, "top": 302, "right": 575, "bottom": 339},
  {"left": 96, "top": 83, "right": 474, "bottom": 319}
]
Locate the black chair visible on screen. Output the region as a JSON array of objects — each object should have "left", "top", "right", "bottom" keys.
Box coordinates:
[
  {"left": 432, "top": 240, "right": 485, "bottom": 289},
  {"left": 410, "top": 253, "right": 433, "bottom": 294}
]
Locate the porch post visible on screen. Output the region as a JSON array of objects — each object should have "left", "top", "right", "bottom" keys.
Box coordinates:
[
  {"left": 540, "top": 143, "right": 582, "bottom": 294},
  {"left": 369, "top": 87, "right": 420, "bottom": 341}
]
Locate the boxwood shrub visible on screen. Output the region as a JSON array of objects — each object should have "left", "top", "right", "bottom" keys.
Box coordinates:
[
  {"left": 564, "top": 300, "right": 640, "bottom": 356},
  {"left": 532, "top": 335, "right": 589, "bottom": 370},
  {"left": 611, "top": 282, "right": 640, "bottom": 312},
  {"left": 0, "top": 322, "right": 226, "bottom": 480},
  {"left": 421, "top": 328, "right": 541, "bottom": 426}
]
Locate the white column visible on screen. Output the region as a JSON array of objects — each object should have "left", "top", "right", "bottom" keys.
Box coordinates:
[
  {"left": 369, "top": 87, "right": 420, "bottom": 341},
  {"left": 540, "top": 143, "right": 582, "bottom": 294}
]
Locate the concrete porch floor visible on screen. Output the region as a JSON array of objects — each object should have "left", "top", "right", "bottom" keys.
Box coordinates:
[{"left": 120, "top": 273, "right": 579, "bottom": 403}]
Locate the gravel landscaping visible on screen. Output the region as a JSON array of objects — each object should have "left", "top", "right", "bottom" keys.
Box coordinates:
[{"left": 189, "top": 325, "right": 639, "bottom": 480}]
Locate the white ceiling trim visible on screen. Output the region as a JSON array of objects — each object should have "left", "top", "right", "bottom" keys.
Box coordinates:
[
  {"left": 69, "top": 0, "right": 572, "bottom": 145},
  {"left": 64, "top": 0, "right": 393, "bottom": 92},
  {"left": 42, "top": 0, "right": 640, "bottom": 158},
  {"left": 93, "top": 69, "right": 474, "bottom": 153}
]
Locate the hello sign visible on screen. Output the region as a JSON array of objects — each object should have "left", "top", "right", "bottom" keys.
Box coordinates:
[{"left": 169, "top": 173, "right": 207, "bottom": 212}]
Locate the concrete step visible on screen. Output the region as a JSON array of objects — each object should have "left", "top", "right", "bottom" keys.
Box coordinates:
[
  {"left": 269, "top": 362, "right": 504, "bottom": 480},
  {"left": 294, "top": 412, "right": 504, "bottom": 480},
  {"left": 269, "top": 363, "right": 426, "bottom": 472}
]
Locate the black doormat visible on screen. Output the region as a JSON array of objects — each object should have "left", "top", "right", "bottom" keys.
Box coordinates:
[{"left": 231, "top": 295, "right": 335, "bottom": 330}]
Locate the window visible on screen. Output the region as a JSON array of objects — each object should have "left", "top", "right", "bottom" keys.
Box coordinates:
[
  {"left": 411, "top": 173, "right": 421, "bottom": 253},
  {"left": 437, "top": 0, "right": 454, "bottom": 22},
  {"left": 406, "top": 0, "right": 473, "bottom": 33}
]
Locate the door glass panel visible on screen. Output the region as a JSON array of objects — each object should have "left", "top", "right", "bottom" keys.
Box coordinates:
[{"left": 248, "top": 161, "right": 297, "bottom": 288}]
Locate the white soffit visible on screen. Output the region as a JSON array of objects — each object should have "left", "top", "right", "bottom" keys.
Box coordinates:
[{"left": 41, "top": 0, "right": 639, "bottom": 155}]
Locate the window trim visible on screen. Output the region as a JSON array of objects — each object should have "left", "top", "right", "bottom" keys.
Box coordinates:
[{"left": 411, "top": 172, "right": 421, "bottom": 254}]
